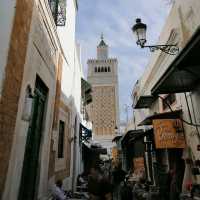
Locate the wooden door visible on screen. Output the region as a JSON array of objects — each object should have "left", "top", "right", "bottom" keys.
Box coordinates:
[{"left": 18, "top": 77, "right": 48, "bottom": 200}]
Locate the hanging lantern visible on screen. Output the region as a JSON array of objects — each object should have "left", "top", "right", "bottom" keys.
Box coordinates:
[{"left": 21, "top": 85, "right": 33, "bottom": 122}]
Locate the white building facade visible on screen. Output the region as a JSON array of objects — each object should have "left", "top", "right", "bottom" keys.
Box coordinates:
[{"left": 0, "top": 0, "right": 84, "bottom": 199}]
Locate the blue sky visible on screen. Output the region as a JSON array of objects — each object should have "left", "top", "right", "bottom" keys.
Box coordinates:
[{"left": 76, "top": 0, "right": 172, "bottom": 123}]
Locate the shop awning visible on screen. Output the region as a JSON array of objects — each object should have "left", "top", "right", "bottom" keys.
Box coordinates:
[
  {"left": 121, "top": 129, "right": 152, "bottom": 147},
  {"left": 91, "top": 147, "right": 107, "bottom": 154},
  {"left": 152, "top": 27, "right": 200, "bottom": 95},
  {"left": 112, "top": 135, "right": 122, "bottom": 142},
  {"left": 82, "top": 142, "right": 107, "bottom": 154},
  {"left": 138, "top": 109, "right": 182, "bottom": 126},
  {"left": 134, "top": 95, "right": 156, "bottom": 109}
]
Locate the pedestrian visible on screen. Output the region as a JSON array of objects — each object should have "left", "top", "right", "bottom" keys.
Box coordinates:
[
  {"left": 132, "top": 176, "right": 146, "bottom": 199},
  {"left": 77, "top": 172, "right": 87, "bottom": 192},
  {"left": 101, "top": 174, "right": 113, "bottom": 200},
  {"left": 52, "top": 179, "right": 67, "bottom": 200},
  {"left": 88, "top": 164, "right": 113, "bottom": 200},
  {"left": 112, "top": 163, "right": 126, "bottom": 200},
  {"left": 77, "top": 173, "right": 87, "bottom": 186},
  {"left": 120, "top": 176, "right": 133, "bottom": 200},
  {"left": 169, "top": 167, "right": 183, "bottom": 200},
  {"left": 88, "top": 165, "right": 103, "bottom": 200}
]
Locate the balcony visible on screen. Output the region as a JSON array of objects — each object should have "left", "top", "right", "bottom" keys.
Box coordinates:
[
  {"left": 133, "top": 95, "right": 156, "bottom": 109},
  {"left": 81, "top": 78, "right": 92, "bottom": 105}
]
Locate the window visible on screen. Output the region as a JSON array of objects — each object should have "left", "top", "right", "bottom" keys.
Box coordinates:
[
  {"left": 95, "top": 67, "right": 97, "bottom": 72},
  {"left": 108, "top": 67, "right": 111, "bottom": 72},
  {"left": 101, "top": 67, "right": 104, "bottom": 72},
  {"left": 105, "top": 67, "right": 107, "bottom": 72},
  {"left": 162, "top": 94, "right": 176, "bottom": 110},
  {"left": 98, "top": 67, "right": 101, "bottom": 72},
  {"left": 48, "top": 0, "right": 66, "bottom": 26},
  {"left": 58, "top": 120, "right": 65, "bottom": 158}
]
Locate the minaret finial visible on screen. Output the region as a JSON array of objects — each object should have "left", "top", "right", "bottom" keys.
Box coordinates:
[
  {"left": 98, "top": 33, "right": 107, "bottom": 47},
  {"left": 101, "top": 33, "right": 104, "bottom": 40}
]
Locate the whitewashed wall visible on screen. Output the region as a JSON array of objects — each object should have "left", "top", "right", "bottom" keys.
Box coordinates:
[
  {"left": 60, "top": 43, "right": 84, "bottom": 191},
  {"left": 3, "top": 0, "right": 58, "bottom": 198},
  {"left": 43, "top": 0, "right": 83, "bottom": 192},
  {"left": 58, "top": 0, "right": 83, "bottom": 189}
]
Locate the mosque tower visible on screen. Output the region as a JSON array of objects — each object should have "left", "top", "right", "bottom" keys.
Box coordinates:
[{"left": 87, "top": 34, "right": 119, "bottom": 151}]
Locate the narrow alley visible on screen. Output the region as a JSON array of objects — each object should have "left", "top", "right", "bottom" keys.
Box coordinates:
[{"left": 0, "top": 0, "right": 200, "bottom": 200}]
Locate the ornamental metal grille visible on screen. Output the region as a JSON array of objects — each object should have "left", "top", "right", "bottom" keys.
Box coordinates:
[{"left": 48, "top": 0, "right": 66, "bottom": 26}]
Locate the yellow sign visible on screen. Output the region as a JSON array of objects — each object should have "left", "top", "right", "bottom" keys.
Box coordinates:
[
  {"left": 153, "top": 119, "right": 186, "bottom": 149},
  {"left": 112, "top": 147, "right": 118, "bottom": 161}
]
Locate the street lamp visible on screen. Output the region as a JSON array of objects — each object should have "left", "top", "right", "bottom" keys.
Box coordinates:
[{"left": 132, "top": 18, "right": 179, "bottom": 55}]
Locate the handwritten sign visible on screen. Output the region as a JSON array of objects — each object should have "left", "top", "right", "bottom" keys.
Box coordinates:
[{"left": 153, "top": 119, "right": 186, "bottom": 149}]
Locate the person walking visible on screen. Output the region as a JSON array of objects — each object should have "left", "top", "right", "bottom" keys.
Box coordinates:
[
  {"left": 88, "top": 164, "right": 112, "bottom": 200},
  {"left": 112, "top": 163, "right": 126, "bottom": 200},
  {"left": 52, "top": 180, "right": 67, "bottom": 200}
]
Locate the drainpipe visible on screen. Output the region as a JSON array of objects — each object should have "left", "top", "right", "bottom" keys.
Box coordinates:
[
  {"left": 144, "top": 136, "right": 155, "bottom": 185},
  {"left": 72, "top": 116, "right": 77, "bottom": 192},
  {"left": 144, "top": 136, "right": 151, "bottom": 182}
]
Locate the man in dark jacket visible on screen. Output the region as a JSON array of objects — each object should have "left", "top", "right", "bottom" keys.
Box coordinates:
[
  {"left": 88, "top": 165, "right": 112, "bottom": 200},
  {"left": 112, "top": 163, "right": 126, "bottom": 200}
]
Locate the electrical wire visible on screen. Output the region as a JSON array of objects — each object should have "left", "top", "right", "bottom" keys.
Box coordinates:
[
  {"left": 158, "top": 95, "right": 200, "bottom": 127},
  {"left": 184, "top": 92, "right": 193, "bottom": 124}
]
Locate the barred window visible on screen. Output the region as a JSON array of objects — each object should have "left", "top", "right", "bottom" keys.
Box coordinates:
[{"left": 48, "top": 0, "right": 66, "bottom": 26}]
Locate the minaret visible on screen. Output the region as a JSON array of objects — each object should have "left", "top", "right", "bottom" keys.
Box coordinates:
[
  {"left": 97, "top": 34, "right": 108, "bottom": 60},
  {"left": 87, "top": 35, "right": 119, "bottom": 150}
]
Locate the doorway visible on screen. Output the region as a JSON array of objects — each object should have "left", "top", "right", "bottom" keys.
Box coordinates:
[{"left": 18, "top": 76, "right": 48, "bottom": 200}]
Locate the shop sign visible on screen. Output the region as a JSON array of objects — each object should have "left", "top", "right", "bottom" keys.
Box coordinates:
[
  {"left": 153, "top": 119, "right": 186, "bottom": 149},
  {"left": 133, "top": 157, "right": 145, "bottom": 175}
]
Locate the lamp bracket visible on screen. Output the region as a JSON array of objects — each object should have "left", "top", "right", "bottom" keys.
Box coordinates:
[{"left": 141, "top": 44, "right": 179, "bottom": 55}]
